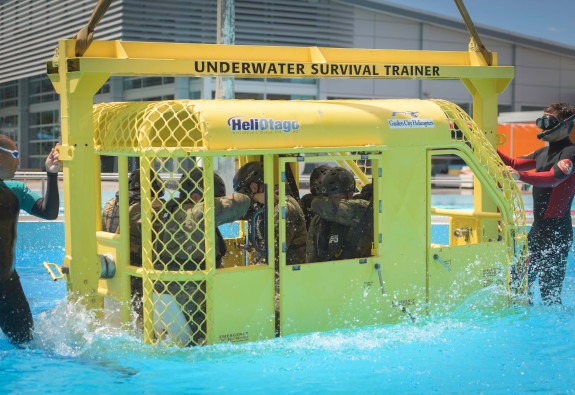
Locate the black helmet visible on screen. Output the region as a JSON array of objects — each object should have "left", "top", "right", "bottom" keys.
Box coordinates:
[
  {"left": 179, "top": 168, "right": 203, "bottom": 197},
  {"left": 179, "top": 168, "right": 226, "bottom": 199},
  {"left": 233, "top": 161, "right": 264, "bottom": 192},
  {"left": 310, "top": 165, "right": 333, "bottom": 195},
  {"left": 318, "top": 167, "right": 355, "bottom": 196},
  {"left": 129, "top": 169, "right": 164, "bottom": 197},
  {"left": 213, "top": 173, "right": 226, "bottom": 197}
]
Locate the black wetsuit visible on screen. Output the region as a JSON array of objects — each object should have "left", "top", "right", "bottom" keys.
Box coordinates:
[
  {"left": 499, "top": 138, "right": 575, "bottom": 304},
  {"left": 0, "top": 173, "right": 59, "bottom": 344}
]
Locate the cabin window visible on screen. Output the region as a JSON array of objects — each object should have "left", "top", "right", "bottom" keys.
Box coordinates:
[
  {"left": 289, "top": 152, "right": 377, "bottom": 265},
  {"left": 429, "top": 152, "right": 505, "bottom": 247}
]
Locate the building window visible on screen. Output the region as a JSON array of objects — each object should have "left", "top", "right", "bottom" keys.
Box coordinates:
[
  {"left": 0, "top": 114, "right": 18, "bottom": 128},
  {"left": 521, "top": 105, "right": 544, "bottom": 112},
  {"left": 29, "top": 109, "right": 59, "bottom": 169},
  {"left": 29, "top": 75, "right": 58, "bottom": 104},
  {"left": 124, "top": 77, "right": 175, "bottom": 90},
  {"left": 139, "top": 95, "right": 175, "bottom": 101},
  {"left": 0, "top": 114, "right": 18, "bottom": 142},
  {"left": 0, "top": 81, "right": 18, "bottom": 108},
  {"left": 266, "top": 94, "right": 291, "bottom": 100},
  {"left": 96, "top": 81, "right": 111, "bottom": 95}
]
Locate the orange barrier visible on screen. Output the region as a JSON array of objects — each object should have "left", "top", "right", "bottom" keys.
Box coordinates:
[{"left": 497, "top": 123, "right": 545, "bottom": 157}]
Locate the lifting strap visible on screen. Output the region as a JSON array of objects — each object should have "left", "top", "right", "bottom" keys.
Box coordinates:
[
  {"left": 284, "top": 162, "right": 301, "bottom": 202},
  {"left": 453, "top": 0, "right": 493, "bottom": 65},
  {"left": 74, "top": 0, "right": 114, "bottom": 56}
]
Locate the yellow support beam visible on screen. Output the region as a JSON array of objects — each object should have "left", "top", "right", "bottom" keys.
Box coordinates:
[{"left": 48, "top": 40, "right": 513, "bottom": 83}]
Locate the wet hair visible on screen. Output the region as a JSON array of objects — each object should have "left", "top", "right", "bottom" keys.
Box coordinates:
[
  {"left": 544, "top": 102, "right": 575, "bottom": 122},
  {"left": 0, "top": 135, "right": 15, "bottom": 150}
]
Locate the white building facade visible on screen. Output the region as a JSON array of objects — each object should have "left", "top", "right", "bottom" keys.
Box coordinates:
[{"left": 1, "top": 0, "right": 575, "bottom": 169}]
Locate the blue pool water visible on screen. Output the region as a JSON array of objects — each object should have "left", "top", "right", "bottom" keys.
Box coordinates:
[{"left": 2, "top": 222, "right": 575, "bottom": 393}]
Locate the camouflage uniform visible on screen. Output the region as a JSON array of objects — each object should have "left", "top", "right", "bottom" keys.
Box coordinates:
[
  {"left": 102, "top": 193, "right": 163, "bottom": 266},
  {"left": 154, "top": 192, "right": 250, "bottom": 346},
  {"left": 306, "top": 196, "right": 372, "bottom": 263},
  {"left": 158, "top": 192, "right": 250, "bottom": 270},
  {"left": 102, "top": 193, "right": 163, "bottom": 317},
  {"left": 247, "top": 194, "right": 307, "bottom": 266}
]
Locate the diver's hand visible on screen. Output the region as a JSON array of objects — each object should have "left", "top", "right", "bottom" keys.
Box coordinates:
[
  {"left": 46, "top": 145, "right": 61, "bottom": 173},
  {"left": 506, "top": 166, "right": 520, "bottom": 180}
]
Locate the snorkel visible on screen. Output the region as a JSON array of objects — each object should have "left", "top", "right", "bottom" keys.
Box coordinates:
[{"left": 536, "top": 113, "right": 575, "bottom": 140}]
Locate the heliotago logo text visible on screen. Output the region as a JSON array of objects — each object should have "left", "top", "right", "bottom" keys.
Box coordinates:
[{"left": 227, "top": 116, "right": 300, "bottom": 133}]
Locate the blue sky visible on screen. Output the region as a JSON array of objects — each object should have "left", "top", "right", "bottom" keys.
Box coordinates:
[{"left": 386, "top": 0, "right": 575, "bottom": 48}]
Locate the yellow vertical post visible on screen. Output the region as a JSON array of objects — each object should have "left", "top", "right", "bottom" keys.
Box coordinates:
[
  {"left": 117, "top": 156, "right": 132, "bottom": 324},
  {"left": 204, "top": 156, "right": 216, "bottom": 344},
  {"left": 263, "top": 155, "right": 276, "bottom": 266},
  {"left": 53, "top": 40, "right": 110, "bottom": 306},
  {"left": 140, "top": 155, "right": 154, "bottom": 344},
  {"left": 462, "top": 75, "right": 506, "bottom": 241}
]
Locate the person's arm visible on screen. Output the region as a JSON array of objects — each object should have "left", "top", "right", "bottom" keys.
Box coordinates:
[
  {"left": 497, "top": 149, "right": 537, "bottom": 171},
  {"left": 213, "top": 193, "right": 251, "bottom": 226},
  {"left": 518, "top": 157, "right": 575, "bottom": 187},
  {"left": 30, "top": 148, "right": 60, "bottom": 220},
  {"left": 311, "top": 196, "right": 370, "bottom": 226}
]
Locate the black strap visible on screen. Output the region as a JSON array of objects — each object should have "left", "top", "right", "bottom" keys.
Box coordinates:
[{"left": 284, "top": 162, "right": 301, "bottom": 202}]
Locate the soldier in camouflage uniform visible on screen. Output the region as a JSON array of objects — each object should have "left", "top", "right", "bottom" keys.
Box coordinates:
[
  {"left": 299, "top": 164, "right": 332, "bottom": 230},
  {"left": 102, "top": 169, "right": 164, "bottom": 317},
  {"left": 154, "top": 168, "right": 250, "bottom": 346},
  {"left": 306, "top": 167, "right": 373, "bottom": 263},
  {"left": 233, "top": 161, "right": 307, "bottom": 266}
]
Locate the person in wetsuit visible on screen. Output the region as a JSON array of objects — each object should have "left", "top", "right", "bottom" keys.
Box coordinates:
[
  {"left": 498, "top": 102, "right": 575, "bottom": 305},
  {"left": 0, "top": 135, "right": 60, "bottom": 345}
]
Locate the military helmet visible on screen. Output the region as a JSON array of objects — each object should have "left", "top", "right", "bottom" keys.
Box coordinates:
[
  {"left": 318, "top": 166, "right": 355, "bottom": 196},
  {"left": 179, "top": 168, "right": 226, "bottom": 198},
  {"left": 213, "top": 173, "right": 226, "bottom": 197},
  {"left": 179, "top": 168, "right": 203, "bottom": 197},
  {"left": 128, "top": 169, "right": 164, "bottom": 197},
  {"left": 309, "top": 165, "right": 333, "bottom": 195},
  {"left": 233, "top": 161, "right": 264, "bottom": 192}
]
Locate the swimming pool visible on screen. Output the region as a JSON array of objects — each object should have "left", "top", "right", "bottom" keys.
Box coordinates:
[{"left": 2, "top": 222, "right": 574, "bottom": 393}]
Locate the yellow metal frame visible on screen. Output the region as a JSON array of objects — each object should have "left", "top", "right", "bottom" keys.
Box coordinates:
[{"left": 47, "top": 38, "right": 523, "bottom": 345}]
